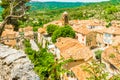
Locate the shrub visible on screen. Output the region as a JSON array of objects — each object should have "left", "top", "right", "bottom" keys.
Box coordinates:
[
  {"left": 52, "top": 25, "right": 75, "bottom": 43},
  {"left": 24, "top": 39, "right": 31, "bottom": 47},
  {"left": 46, "top": 24, "right": 59, "bottom": 36},
  {"left": 95, "top": 50, "right": 103, "bottom": 60}
]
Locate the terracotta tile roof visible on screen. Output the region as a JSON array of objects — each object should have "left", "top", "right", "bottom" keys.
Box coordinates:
[
  {"left": 20, "top": 26, "right": 34, "bottom": 39},
  {"left": 71, "top": 63, "right": 90, "bottom": 80},
  {"left": 103, "top": 27, "right": 120, "bottom": 35},
  {"left": 1, "top": 30, "right": 17, "bottom": 47},
  {"left": 95, "top": 29, "right": 104, "bottom": 34},
  {"left": 87, "top": 19, "right": 106, "bottom": 26},
  {"left": 55, "top": 37, "right": 78, "bottom": 52},
  {"left": 24, "top": 31, "right": 33, "bottom": 36},
  {"left": 70, "top": 19, "right": 106, "bottom": 27},
  {"left": 19, "top": 28, "right": 24, "bottom": 32},
  {"left": 102, "top": 45, "right": 120, "bottom": 71},
  {"left": 112, "top": 36, "right": 120, "bottom": 46},
  {"left": 61, "top": 44, "right": 93, "bottom": 61},
  {"left": 73, "top": 27, "right": 91, "bottom": 35},
  {"left": 43, "top": 20, "right": 63, "bottom": 27},
  {"left": 44, "top": 19, "right": 106, "bottom": 29},
  {"left": 38, "top": 28, "right": 46, "bottom": 34},
  {"left": 55, "top": 37, "right": 93, "bottom": 60},
  {"left": 43, "top": 19, "right": 106, "bottom": 35},
  {"left": 4, "top": 24, "right": 14, "bottom": 31},
  {"left": 111, "top": 20, "right": 120, "bottom": 27},
  {"left": 23, "top": 26, "right": 33, "bottom": 32},
  {"left": 1, "top": 30, "right": 16, "bottom": 38}
]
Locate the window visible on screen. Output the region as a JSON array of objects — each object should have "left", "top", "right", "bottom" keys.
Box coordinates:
[
  {"left": 82, "top": 38, "right": 84, "bottom": 41},
  {"left": 113, "top": 34, "right": 116, "bottom": 37},
  {"left": 105, "top": 33, "right": 112, "bottom": 37}
]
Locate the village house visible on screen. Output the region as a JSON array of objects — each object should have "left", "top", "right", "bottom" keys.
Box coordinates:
[
  {"left": 94, "top": 26, "right": 120, "bottom": 48},
  {"left": 86, "top": 19, "right": 106, "bottom": 31},
  {"left": 23, "top": 26, "right": 34, "bottom": 39},
  {"left": 43, "top": 18, "right": 106, "bottom": 48},
  {"left": 111, "top": 20, "right": 120, "bottom": 28},
  {"left": 53, "top": 37, "right": 93, "bottom": 80},
  {"left": 4, "top": 24, "right": 14, "bottom": 31},
  {"left": 19, "top": 26, "right": 34, "bottom": 40},
  {"left": 70, "top": 62, "right": 91, "bottom": 80},
  {"left": 38, "top": 27, "right": 52, "bottom": 48},
  {"left": 102, "top": 44, "right": 120, "bottom": 77},
  {"left": 69, "top": 19, "right": 106, "bottom": 31},
  {"left": 95, "top": 29, "right": 104, "bottom": 47},
  {"left": 54, "top": 37, "right": 93, "bottom": 68},
  {"left": 73, "top": 27, "right": 99, "bottom": 48},
  {"left": 73, "top": 27, "right": 90, "bottom": 45},
  {"left": 103, "top": 27, "right": 120, "bottom": 46},
  {"left": 1, "top": 25, "right": 18, "bottom": 47}
]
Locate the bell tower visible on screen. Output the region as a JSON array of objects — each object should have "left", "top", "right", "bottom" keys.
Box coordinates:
[{"left": 62, "top": 11, "right": 69, "bottom": 25}]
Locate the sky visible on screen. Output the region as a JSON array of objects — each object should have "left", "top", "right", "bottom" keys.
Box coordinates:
[{"left": 31, "top": 0, "right": 109, "bottom": 2}]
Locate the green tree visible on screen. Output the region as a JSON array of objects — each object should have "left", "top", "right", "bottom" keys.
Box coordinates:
[
  {"left": 95, "top": 50, "right": 103, "bottom": 63},
  {"left": 23, "top": 39, "right": 70, "bottom": 80},
  {"left": 46, "top": 24, "right": 59, "bottom": 36},
  {"left": 0, "top": 0, "right": 30, "bottom": 36},
  {"left": 52, "top": 25, "right": 75, "bottom": 43},
  {"left": 109, "top": 75, "right": 120, "bottom": 80},
  {"left": 33, "top": 49, "right": 71, "bottom": 80},
  {"left": 105, "top": 6, "right": 118, "bottom": 14}
]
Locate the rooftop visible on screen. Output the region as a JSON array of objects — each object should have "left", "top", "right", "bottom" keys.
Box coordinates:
[
  {"left": 73, "top": 27, "right": 91, "bottom": 35},
  {"left": 38, "top": 27, "right": 46, "bottom": 34},
  {"left": 55, "top": 37, "right": 93, "bottom": 60},
  {"left": 71, "top": 62, "right": 90, "bottom": 80},
  {"left": 102, "top": 45, "right": 120, "bottom": 71},
  {"left": 103, "top": 27, "right": 120, "bottom": 35}
]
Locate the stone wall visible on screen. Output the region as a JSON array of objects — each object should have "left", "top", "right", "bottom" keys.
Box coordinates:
[{"left": 0, "top": 44, "right": 40, "bottom": 80}]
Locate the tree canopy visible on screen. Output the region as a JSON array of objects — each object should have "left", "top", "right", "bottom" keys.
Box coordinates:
[
  {"left": 0, "top": 0, "right": 30, "bottom": 35},
  {"left": 52, "top": 25, "right": 75, "bottom": 43},
  {"left": 46, "top": 24, "right": 59, "bottom": 36},
  {"left": 24, "top": 39, "right": 70, "bottom": 80}
]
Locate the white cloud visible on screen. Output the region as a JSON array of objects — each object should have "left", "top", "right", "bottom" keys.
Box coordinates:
[{"left": 31, "top": 0, "right": 109, "bottom": 2}]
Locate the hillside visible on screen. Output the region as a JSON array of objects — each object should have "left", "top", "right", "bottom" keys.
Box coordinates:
[
  {"left": 27, "top": 2, "right": 89, "bottom": 10},
  {"left": 21, "top": 0, "right": 120, "bottom": 29}
]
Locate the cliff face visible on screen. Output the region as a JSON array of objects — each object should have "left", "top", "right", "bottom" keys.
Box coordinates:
[{"left": 0, "top": 44, "right": 40, "bottom": 80}]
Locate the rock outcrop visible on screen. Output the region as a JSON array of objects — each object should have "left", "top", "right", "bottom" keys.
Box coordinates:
[{"left": 0, "top": 44, "right": 40, "bottom": 80}]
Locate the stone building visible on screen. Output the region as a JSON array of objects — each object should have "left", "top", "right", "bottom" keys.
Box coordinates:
[
  {"left": 23, "top": 26, "right": 34, "bottom": 39},
  {"left": 53, "top": 37, "right": 93, "bottom": 80},
  {"left": 1, "top": 25, "right": 18, "bottom": 47}
]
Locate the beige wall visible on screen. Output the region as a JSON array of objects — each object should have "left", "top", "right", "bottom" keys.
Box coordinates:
[
  {"left": 86, "top": 32, "right": 97, "bottom": 47},
  {"left": 96, "top": 33, "right": 104, "bottom": 47},
  {"left": 76, "top": 33, "right": 86, "bottom": 45}
]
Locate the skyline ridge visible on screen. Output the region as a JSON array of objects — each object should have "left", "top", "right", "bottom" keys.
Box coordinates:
[{"left": 31, "top": 0, "right": 109, "bottom": 2}]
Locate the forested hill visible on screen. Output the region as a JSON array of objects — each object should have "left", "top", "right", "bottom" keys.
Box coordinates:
[
  {"left": 27, "top": 2, "right": 89, "bottom": 10},
  {"left": 22, "top": 0, "right": 120, "bottom": 30}
]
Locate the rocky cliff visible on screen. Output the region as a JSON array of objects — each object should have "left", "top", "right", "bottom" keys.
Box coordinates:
[{"left": 0, "top": 44, "right": 40, "bottom": 80}]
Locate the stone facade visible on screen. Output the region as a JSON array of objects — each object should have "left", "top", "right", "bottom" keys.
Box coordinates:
[{"left": 0, "top": 44, "right": 40, "bottom": 80}]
